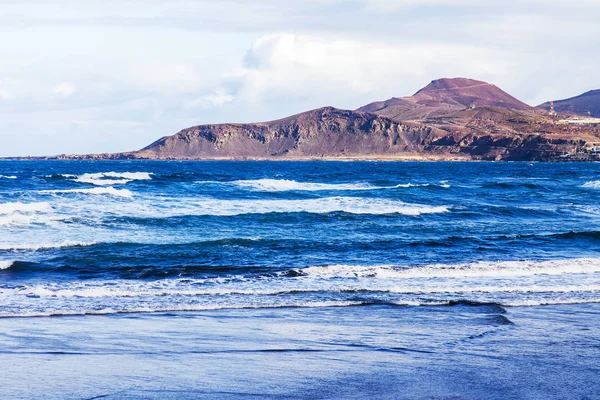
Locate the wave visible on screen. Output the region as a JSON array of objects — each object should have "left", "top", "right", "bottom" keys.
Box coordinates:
[
  {"left": 0, "top": 214, "right": 58, "bottom": 227},
  {"left": 44, "top": 174, "right": 77, "bottom": 179},
  {"left": 150, "top": 197, "right": 449, "bottom": 217},
  {"left": 291, "top": 258, "right": 600, "bottom": 279},
  {"left": 0, "top": 202, "right": 57, "bottom": 227},
  {"left": 39, "top": 187, "right": 133, "bottom": 198},
  {"left": 0, "top": 240, "right": 97, "bottom": 251},
  {"left": 198, "top": 179, "right": 448, "bottom": 192},
  {"left": 0, "top": 201, "right": 52, "bottom": 215},
  {"left": 0, "top": 260, "right": 14, "bottom": 270},
  {"left": 19, "top": 281, "right": 600, "bottom": 299},
  {"left": 583, "top": 180, "right": 600, "bottom": 189},
  {"left": 74, "top": 171, "right": 153, "bottom": 186},
  {"left": 0, "top": 301, "right": 370, "bottom": 318},
  {"left": 5, "top": 298, "right": 600, "bottom": 318},
  {"left": 0, "top": 175, "right": 17, "bottom": 179}
]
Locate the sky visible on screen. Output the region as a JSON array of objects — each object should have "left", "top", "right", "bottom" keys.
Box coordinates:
[{"left": 0, "top": 0, "right": 599, "bottom": 156}]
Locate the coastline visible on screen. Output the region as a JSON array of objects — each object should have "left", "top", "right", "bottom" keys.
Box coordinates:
[{"left": 2, "top": 154, "right": 598, "bottom": 162}]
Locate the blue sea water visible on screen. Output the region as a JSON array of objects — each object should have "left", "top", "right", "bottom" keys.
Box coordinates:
[{"left": 1, "top": 160, "right": 600, "bottom": 399}]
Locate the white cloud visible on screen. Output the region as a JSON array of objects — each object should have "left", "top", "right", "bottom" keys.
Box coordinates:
[
  {"left": 53, "top": 82, "right": 76, "bottom": 97},
  {"left": 202, "top": 90, "right": 235, "bottom": 107},
  {"left": 219, "top": 33, "right": 511, "bottom": 108}
]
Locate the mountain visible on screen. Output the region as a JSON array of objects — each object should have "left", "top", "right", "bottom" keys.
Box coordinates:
[
  {"left": 357, "top": 77, "right": 544, "bottom": 133},
  {"left": 358, "top": 78, "right": 533, "bottom": 120},
  {"left": 41, "top": 78, "right": 600, "bottom": 162},
  {"left": 538, "top": 89, "right": 600, "bottom": 118}
]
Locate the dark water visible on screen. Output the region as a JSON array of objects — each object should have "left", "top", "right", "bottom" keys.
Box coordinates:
[{"left": 1, "top": 161, "right": 600, "bottom": 399}]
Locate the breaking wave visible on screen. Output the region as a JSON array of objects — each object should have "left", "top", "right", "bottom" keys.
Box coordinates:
[
  {"left": 0, "top": 260, "right": 14, "bottom": 270},
  {"left": 0, "top": 202, "right": 52, "bottom": 215},
  {"left": 146, "top": 197, "right": 449, "bottom": 216},
  {"left": 583, "top": 180, "right": 600, "bottom": 189},
  {"left": 197, "top": 179, "right": 449, "bottom": 192},
  {"left": 18, "top": 281, "right": 600, "bottom": 299},
  {"left": 0, "top": 202, "right": 55, "bottom": 227},
  {"left": 39, "top": 187, "right": 134, "bottom": 198},
  {"left": 0, "top": 240, "right": 97, "bottom": 251},
  {"left": 74, "top": 171, "right": 153, "bottom": 186},
  {"left": 293, "top": 258, "right": 600, "bottom": 279}
]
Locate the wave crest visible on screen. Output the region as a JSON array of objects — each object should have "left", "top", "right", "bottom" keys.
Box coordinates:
[
  {"left": 0, "top": 201, "right": 52, "bottom": 215},
  {"left": 74, "top": 171, "right": 153, "bottom": 186},
  {"left": 39, "top": 187, "right": 133, "bottom": 198},
  {"left": 583, "top": 180, "right": 600, "bottom": 189},
  {"left": 199, "top": 179, "right": 448, "bottom": 192},
  {"left": 0, "top": 240, "right": 97, "bottom": 251},
  {"left": 292, "top": 258, "right": 600, "bottom": 279},
  {"left": 0, "top": 260, "right": 14, "bottom": 270}
]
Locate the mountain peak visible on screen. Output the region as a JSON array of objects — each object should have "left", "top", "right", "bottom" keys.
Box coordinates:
[
  {"left": 411, "top": 77, "right": 532, "bottom": 110},
  {"left": 414, "top": 78, "right": 489, "bottom": 95},
  {"left": 357, "top": 77, "right": 533, "bottom": 117}
]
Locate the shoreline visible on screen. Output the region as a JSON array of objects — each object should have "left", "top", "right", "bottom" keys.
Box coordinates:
[
  {"left": 1, "top": 155, "right": 598, "bottom": 162},
  {"left": 1, "top": 303, "right": 599, "bottom": 399}
]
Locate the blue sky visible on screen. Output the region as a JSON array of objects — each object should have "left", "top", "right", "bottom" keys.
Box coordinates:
[{"left": 1, "top": 0, "right": 599, "bottom": 156}]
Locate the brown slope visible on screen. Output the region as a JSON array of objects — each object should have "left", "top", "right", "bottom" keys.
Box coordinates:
[
  {"left": 129, "top": 107, "right": 447, "bottom": 160},
  {"left": 353, "top": 78, "right": 600, "bottom": 160},
  {"left": 357, "top": 77, "right": 566, "bottom": 135},
  {"left": 358, "top": 78, "right": 533, "bottom": 120},
  {"left": 538, "top": 89, "right": 600, "bottom": 117}
]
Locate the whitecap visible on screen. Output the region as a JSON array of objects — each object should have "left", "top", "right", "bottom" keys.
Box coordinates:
[
  {"left": 153, "top": 197, "right": 449, "bottom": 216},
  {"left": 0, "top": 201, "right": 52, "bottom": 215},
  {"left": 0, "top": 175, "right": 17, "bottom": 179},
  {"left": 39, "top": 187, "right": 133, "bottom": 198},
  {"left": 583, "top": 180, "right": 600, "bottom": 189},
  {"left": 0, "top": 240, "right": 97, "bottom": 251},
  {"left": 294, "top": 258, "right": 600, "bottom": 279},
  {"left": 74, "top": 172, "right": 152, "bottom": 186},
  {"left": 199, "top": 179, "right": 440, "bottom": 192},
  {"left": 0, "top": 260, "right": 14, "bottom": 270}
]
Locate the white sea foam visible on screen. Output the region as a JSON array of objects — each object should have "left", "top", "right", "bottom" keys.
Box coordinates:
[
  {"left": 0, "top": 240, "right": 97, "bottom": 251},
  {"left": 502, "top": 298, "right": 600, "bottom": 307},
  {"left": 0, "top": 201, "right": 58, "bottom": 227},
  {"left": 0, "top": 214, "right": 43, "bottom": 227},
  {"left": 157, "top": 197, "right": 449, "bottom": 216},
  {"left": 0, "top": 201, "right": 52, "bottom": 215},
  {"left": 0, "top": 301, "right": 369, "bottom": 318},
  {"left": 0, "top": 260, "right": 14, "bottom": 270},
  {"left": 39, "top": 187, "right": 133, "bottom": 198},
  {"left": 199, "top": 179, "right": 443, "bottom": 192},
  {"left": 583, "top": 180, "right": 600, "bottom": 189},
  {"left": 295, "top": 258, "right": 600, "bottom": 279},
  {"left": 74, "top": 171, "right": 152, "bottom": 186},
  {"left": 75, "top": 177, "right": 133, "bottom": 186},
  {"left": 20, "top": 282, "right": 600, "bottom": 299},
  {"left": 0, "top": 175, "right": 17, "bottom": 179}
]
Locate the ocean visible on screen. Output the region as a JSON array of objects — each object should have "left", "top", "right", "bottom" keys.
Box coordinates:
[{"left": 1, "top": 160, "right": 600, "bottom": 399}]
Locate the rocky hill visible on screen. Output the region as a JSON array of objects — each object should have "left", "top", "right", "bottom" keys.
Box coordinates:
[
  {"left": 538, "top": 89, "right": 600, "bottom": 118},
  {"left": 106, "top": 107, "right": 447, "bottom": 160},
  {"left": 44, "top": 78, "right": 600, "bottom": 161}
]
